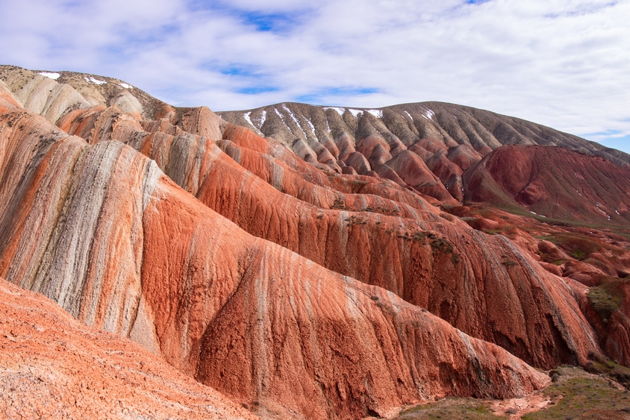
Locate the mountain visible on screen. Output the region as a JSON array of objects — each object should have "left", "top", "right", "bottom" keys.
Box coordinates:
[
  {"left": 464, "top": 145, "right": 630, "bottom": 224},
  {"left": 218, "top": 102, "right": 630, "bottom": 203},
  {"left": 0, "top": 65, "right": 629, "bottom": 419}
]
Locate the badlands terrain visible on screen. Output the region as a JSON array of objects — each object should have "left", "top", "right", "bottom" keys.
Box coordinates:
[{"left": 0, "top": 64, "right": 629, "bottom": 419}]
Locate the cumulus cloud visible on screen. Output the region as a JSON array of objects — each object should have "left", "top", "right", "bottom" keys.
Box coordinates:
[{"left": 0, "top": 0, "right": 628, "bottom": 152}]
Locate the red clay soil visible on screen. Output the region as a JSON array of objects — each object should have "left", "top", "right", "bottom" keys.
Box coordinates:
[{"left": 0, "top": 277, "right": 255, "bottom": 419}]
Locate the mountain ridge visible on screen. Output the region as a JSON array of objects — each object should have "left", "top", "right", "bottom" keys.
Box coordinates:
[{"left": 1, "top": 65, "right": 630, "bottom": 419}]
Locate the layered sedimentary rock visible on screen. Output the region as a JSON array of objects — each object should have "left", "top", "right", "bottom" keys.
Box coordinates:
[
  {"left": 0, "top": 278, "right": 255, "bottom": 419},
  {"left": 218, "top": 102, "right": 630, "bottom": 202},
  {"left": 56, "top": 104, "right": 602, "bottom": 371},
  {"left": 463, "top": 145, "right": 630, "bottom": 224},
  {"left": 0, "top": 97, "right": 551, "bottom": 418},
  {"left": 0, "top": 65, "right": 169, "bottom": 121},
  {"left": 2, "top": 67, "right": 630, "bottom": 418}
]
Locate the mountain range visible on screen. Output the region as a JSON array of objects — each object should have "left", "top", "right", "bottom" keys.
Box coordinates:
[{"left": 1, "top": 64, "right": 629, "bottom": 419}]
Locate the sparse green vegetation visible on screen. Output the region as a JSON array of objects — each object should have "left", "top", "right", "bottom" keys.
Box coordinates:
[
  {"left": 331, "top": 196, "right": 346, "bottom": 209},
  {"left": 501, "top": 258, "right": 517, "bottom": 267},
  {"left": 395, "top": 367, "right": 630, "bottom": 420},
  {"left": 430, "top": 238, "right": 454, "bottom": 254},
  {"left": 585, "top": 354, "right": 630, "bottom": 388},
  {"left": 587, "top": 278, "right": 625, "bottom": 322},
  {"left": 345, "top": 215, "right": 367, "bottom": 225},
  {"left": 396, "top": 397, "right": 502, "bottom": 420},
  {"left": 523, "top": 366, "right": 630, "bottom": 420},
  {"left": 539, "top": 233, "right": 601, "bottom": 261}
]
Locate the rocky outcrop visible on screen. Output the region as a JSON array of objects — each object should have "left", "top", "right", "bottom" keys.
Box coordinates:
[
  {"left": 54, "top": 105, "right": 604, "bottom": 371},
  {"left": 0, "top": 65, "right": 169, "bottom": 121}
]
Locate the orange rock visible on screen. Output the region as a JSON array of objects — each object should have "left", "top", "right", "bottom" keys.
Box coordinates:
[{"left": 0, "top": 277, "right": 255, "bottom": 419}]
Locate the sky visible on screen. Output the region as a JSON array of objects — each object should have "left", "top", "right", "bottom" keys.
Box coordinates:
[{"left": 1, "top": 0, "right": 629, "bottom": 153}]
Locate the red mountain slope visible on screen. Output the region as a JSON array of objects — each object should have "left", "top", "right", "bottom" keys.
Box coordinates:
[
  {"left": 464, "top": 145, "right": 630, "bottom": 224},
  {"left": 0, "top": 89, "right": 551, "bottom": 418},
  {"left": 0, "top": 278, "right": 254, "bottom": 419}
]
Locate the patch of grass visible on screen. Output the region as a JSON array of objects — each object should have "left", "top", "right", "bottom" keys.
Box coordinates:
[
  {"left": 588, "top": 287, "right": 621, "bottom": 321},
  {"left": 430, "top": 238, "right": 454, "bottom": 254},
  {"left": 523, "top": 366, "right": 630, "bottom": 420},
  {"left": 585, "top": 354, "right": 630, "bottom": 389},
  {"left": 540, "top": 233, "right": 601, "bottom": 261},
  {"left": 587, "top": 278, "right": 626, "bottom": 322},
  {"left": 396, "top": 397, "right": 502, "bottom": 420}
]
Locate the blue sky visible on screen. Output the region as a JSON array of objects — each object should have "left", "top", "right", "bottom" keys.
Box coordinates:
[{"left": 1, "top": 0, "right": 629, "bottom": 153}]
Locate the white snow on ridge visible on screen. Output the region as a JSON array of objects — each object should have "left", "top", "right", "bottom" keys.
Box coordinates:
[
  {"left": 366, "top": 109, "right": 383, "bottom": 118},
  {"left": 423, "top": 109, "right": 435, "bottom": 120},
  {"left": 282, "top": 105, "right": 309, "bottom": 138},
  {"left": 39, "top": 72, "right": 60, "bottom": 80},
  {"left": 323, "top": 106, "right": 345, "bottom": 114},
  {"left": 119, "top": 82, "right": 132, "bottom": 89},
  {"left": 404, "top": 111, "right": 413, "bottom": 121},
  {"left": 85, "top": 76, "right": 106, "bottom": 85},
  {"left": 243, "top": 111, "right": 254, "bottom": 127},
  {"left": 260, "top": 110, "right": 267, "bottom": 127},
  {"left": 348, "top": 108, "right": 363, "bottom": 117},
  {"left": 305, "top": 116, "right": 316, "bottom": 133}
]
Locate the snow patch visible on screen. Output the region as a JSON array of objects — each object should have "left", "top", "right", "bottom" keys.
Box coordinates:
[
  {"left": 423, "top": 109, "right": 435, "bottom": 119},
  {"left": 243, "top": 111, "right": 254, "bottom": 127},
  {"left": 323, "top": 106, "right": 345, "bottom": 114},
  {"left": 260, "top": 110, "right": 267, "bottom": 127},
  {"left": 348, "top": 108, "right": 363, "bottom": 117},
  {"left": 366, "top": 109, "right": 383, "bottom": 118},
  {"left": 119, "top": 82, "right": 132, "bottom": 89},
  {"left": 282, "top": 105, "right": 308, "bottom": 138},
  {"left": 305, "top": 116, "right": 316, "bottom": 133},
  {"left": 85, "top": 76, "right": 106, "bottom": 85},
  {"left": 39, "top": 72, "right": 60, "bottom": 80},
  {"left": 404, "top": 111, "right": 413, "bottom": 121}
]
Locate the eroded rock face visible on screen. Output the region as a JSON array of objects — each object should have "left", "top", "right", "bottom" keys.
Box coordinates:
[
  {"left": 217, "top": 102, "right": 630, "bottom": 204},
  {"left": 1, "top": 67, "right": 629, "bottom": 418},
  {"left": 0, "top": 277, "right": 255, "bottom": 420},
  {"left": 56, "top": 105, "right": 602, "bottom": 370},
  {"left": 0, "top": 65, "right": 170, "bottom": 122},
  {"left": 464, "top": 145, "right": 630, "bottom": 224},
  {"left": 0, "top": 102, "right": 551, "bottom": 419}
]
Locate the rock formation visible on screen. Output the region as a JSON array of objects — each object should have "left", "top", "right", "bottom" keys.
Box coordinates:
[
  {"left": 0, "top": 277, "right": 255, "bottom": 419},
  {"left": 0, "top": 66, "right": 629, "bottom": 419},
  {"left": 463, "top": 145, "right": 630, "bottom": 224}
]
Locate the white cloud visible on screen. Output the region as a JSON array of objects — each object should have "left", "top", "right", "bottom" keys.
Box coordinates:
[{"left": 0, "top": 0, "right": 629, "bottom": 152}]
